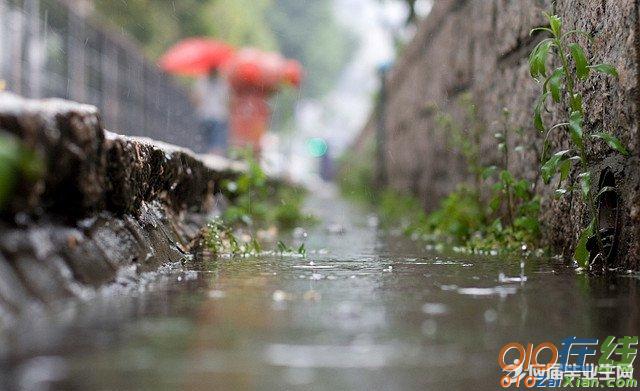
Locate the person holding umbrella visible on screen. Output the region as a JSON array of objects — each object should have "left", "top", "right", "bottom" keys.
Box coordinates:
[
  {"left": 193, "top": 71, "right": 229, "bottom": 155},
  {"left": 159, "top": 38, "right": 235, "bottom": 155},
  {"left": 223, "top": 49, "right": 303, "bottom": 154}
]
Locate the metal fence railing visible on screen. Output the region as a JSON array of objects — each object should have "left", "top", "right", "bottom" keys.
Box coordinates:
[{"left": 0, "top": 0, "right": 205, "bottom": 152}]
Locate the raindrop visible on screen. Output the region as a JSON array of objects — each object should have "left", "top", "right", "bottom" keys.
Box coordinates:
[
  {"left": 272, "top": 290, "right": 287, "bottom": 302},
  {"left": 498, "top": 272, "right": 527, "bottom": 283},
  {"left": 484, "top": 309, "right": 498, "bottom": 323},
  {"left": 293, "top": 227, "right": 307, "bottom": 239},
  {"left": 421, "top": 303, "right": 448, "bottom": 316},
  {"left": 303, "top": 290, "right": 321, "bottom": 301},
  {"left": 207, "top": 290, "right": 226, "bottom": 299},
  {"left": 421, "top": 319, "right": 438, "bottom": 337}
]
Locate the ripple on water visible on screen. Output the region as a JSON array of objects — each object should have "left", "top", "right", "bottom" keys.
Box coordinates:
[
  {"left": 421, "top": 303, "right": 448, "bottom": 316},
  {"left": 292, "top": 265, "right": 335, "bottom": 270},
  {"left": 456, "top": 285, "right": 518, "bottom": 298}
]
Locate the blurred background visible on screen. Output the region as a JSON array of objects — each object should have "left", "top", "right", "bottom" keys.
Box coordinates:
[{"left": 0, "top": 0, "right": 433, "bottom": 183}]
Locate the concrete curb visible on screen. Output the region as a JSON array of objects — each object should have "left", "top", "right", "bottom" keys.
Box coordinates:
[{"left": 0, "top": 93, "right": 241, "bottom": 322}]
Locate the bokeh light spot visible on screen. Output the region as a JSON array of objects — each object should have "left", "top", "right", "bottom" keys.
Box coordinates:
[{"left": 307, "top": 137, "right": 328, "bottom": 157}]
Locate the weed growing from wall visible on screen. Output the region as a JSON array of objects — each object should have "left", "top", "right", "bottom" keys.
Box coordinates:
[
  {"left": 476, "top": 109, "right": 541, "bottom": 251},
  {"left": 529, "top": 12, "right": 626, "bottom": 268},
  {"left": 372, "top": 98, "right": 542, "bottom": 254}
]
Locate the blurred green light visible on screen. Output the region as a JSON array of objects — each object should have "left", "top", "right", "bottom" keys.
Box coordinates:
[{"left": 307, "top": 137, "right": 328, "bottom": 157}]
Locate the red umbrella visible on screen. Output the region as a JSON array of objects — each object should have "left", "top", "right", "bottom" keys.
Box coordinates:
[
  {"left": 282, "top": 59, "right": 303, "bottom": 87},
  {"left": 159, "top": 38, "right": 234, "bottom": 76},
  {"left": 224, "top": 49, "right": 286, "bottom": 93}
]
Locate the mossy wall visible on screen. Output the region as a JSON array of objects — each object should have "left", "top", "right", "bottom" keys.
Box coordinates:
[{"left": 375, "top": 0, "right": 640, "bottom": 268}]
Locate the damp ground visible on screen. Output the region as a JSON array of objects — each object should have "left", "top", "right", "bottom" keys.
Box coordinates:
[{"left": 1, "top": 186, "right": 639, "bottom": 390}]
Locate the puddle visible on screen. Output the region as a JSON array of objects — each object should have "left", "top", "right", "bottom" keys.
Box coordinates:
[{"left": 1, "top": 189, "right": 639, "bottom": 390}]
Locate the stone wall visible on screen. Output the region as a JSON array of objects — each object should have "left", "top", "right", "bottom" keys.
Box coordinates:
[
  {"left": 376, "top": 0, "right": 640, "bottom": 269},
  {"left": 0, "top": 93, "right": 243, "bottom": 326}
]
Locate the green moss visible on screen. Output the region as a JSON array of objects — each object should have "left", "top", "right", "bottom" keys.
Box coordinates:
[{"left": 0, "top": 132, "right": 44, "bottom": 212}]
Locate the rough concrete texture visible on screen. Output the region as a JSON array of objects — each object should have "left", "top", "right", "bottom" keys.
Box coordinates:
[
  {"left": 0, "top": 93, "right": 242, "bottom": 324},
  {"left": 374, "top": 0, "right": 640, "bottom": 269}
]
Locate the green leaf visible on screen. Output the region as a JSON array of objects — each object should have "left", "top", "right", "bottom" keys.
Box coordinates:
[
  {"left": 547, "top": 68, "right": 564, "bottom": 103},
  {"left": 569, "top": 93, "right": 583, "bottom": 114},
  {"left": 574, "top": 219, "right": 595, "bottom": 268},
  {"left": 533, "top": 92, "right": 549, "bottom": 132},
  {"left": 578, "top": 172, "right": 591, "bottom": 200},
  {"left": 530, "top": 27, "right": 554, "bottom": 36},
  {"left": 277, "top": 240, "right": 289, "bottom": 253},
  {"left": 546, "top": 13, "right": 562, "bottom": 37},
  {"left": 559, "top": 158, "right": 572, "bottom": 182},
  {"left": 590, "top": 132, "right": 629, "bottom": 156},
  {"left": 499, "top": 170, "right": 514, "bottom": 185},
  {"left": 0, "top": 133, "right": 42, "bottom": 211},
  {"left": 513, "top": 179, "right": 530, "bottom": 198},
  {"left": 251, "top": 237, "right": 262, "bottom": 253},
  {"left": 0, "top": 135, "right": 21, "bottom": 211},
  {"left": 541, "top": 150, "right": 570, "bottom": 184},
  {"left": 482, "top": 165, "right": 498, "bottom": 180},
  {"left": 489, "top": 196, "right": 501, "bottom": 211},
  {"left": 589, "top": 63, "right": 618, "bottom": 78},
  {"left": 19, "top": 148, "right": 44, "bottom": 181},
  {"left": 297, "top": 243, "right": 306, "bottom": 256},
  {"left": 514, "top": 216, "right": 539, "bottom": 233},
  {"left": 569, "top": 43, "right": 589, "bottom": 80},
  {"left": 529, "top": 39, "right": 554, "bottom": 79},
  {"left": 534, "top": 104, "right": 544, "bottom": 131},
  {"left": 568, "top": 111, "right": 584, "bottom": 148}
]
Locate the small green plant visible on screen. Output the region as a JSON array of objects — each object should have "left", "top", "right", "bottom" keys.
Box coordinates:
[
  {"left": 529, "top": 12, "right": 627, "bottom": 267},
  {"left": 437, "top": 92, "right": 484, "bottom": 197},
  {"left": 203, "top": 218, "right": 255, "bottom": 256},
  {"left": 275, "top": 240, "right": 306, "bottom": 256},
  {"left": 223, "top": 148, "right": 314, "bottom": 230},
  {"left": 204, "top": 219, "right": 306, "bottom": 258},
  {"left": 424, "top": 186, "right": 486, "bottom": 243},
  {"left": 223, "top": 149, "right": 269, "bottom": 226},
  {"left": 297, "top": 243, "right": 307, "bottom": 257},
  {"left": 371, "top": 97, "right": 544, "bottom": 253},
  {"left": 0, "top": 131, "right": 43, "bottom": 212},
  {"left": 276, "top": 240, "right": 290, "bottom": 253},
  {"left": 480, "top": 109, "right": 541, "bottom": 248}
]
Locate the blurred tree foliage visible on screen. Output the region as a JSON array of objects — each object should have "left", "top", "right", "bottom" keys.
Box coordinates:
[
  {"left": 92, "top": 0, "right": 355, "bottom": 100},
  {"left": 266, "top": 0, "right": 355, "bottom": 98}
]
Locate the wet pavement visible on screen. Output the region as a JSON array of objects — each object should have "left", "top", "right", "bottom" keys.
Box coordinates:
[{"left": 1, "top": 186, "right": 639, "bottom": 390}]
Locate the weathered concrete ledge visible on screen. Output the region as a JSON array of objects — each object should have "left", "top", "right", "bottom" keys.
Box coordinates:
[{"left": 0, "top": 93, "right": 242, "bottom": 326}]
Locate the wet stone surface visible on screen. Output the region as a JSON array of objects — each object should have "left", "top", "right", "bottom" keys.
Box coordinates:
[{"left": 1, "top": 187, "right": 639, "bottom": 390}]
